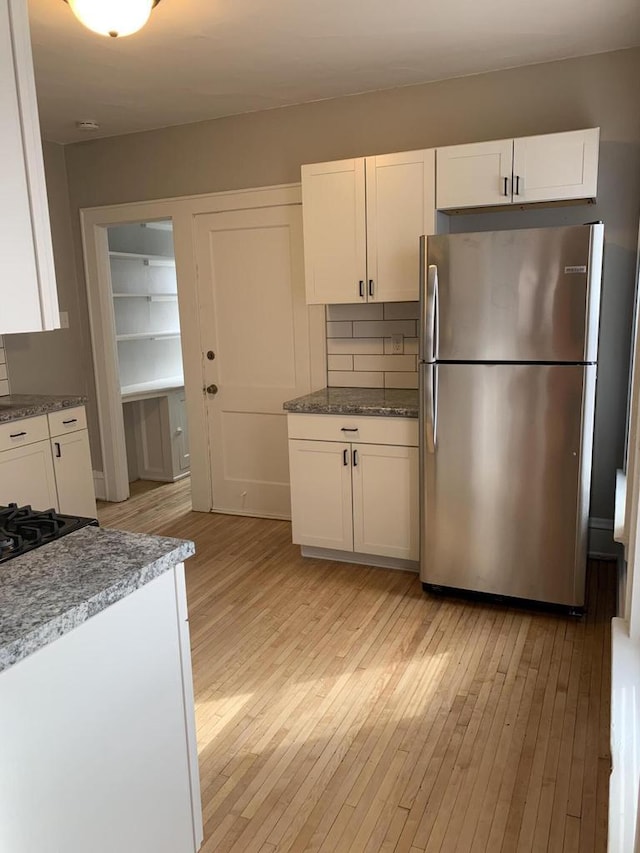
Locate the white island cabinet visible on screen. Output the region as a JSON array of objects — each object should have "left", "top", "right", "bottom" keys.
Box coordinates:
[
  {"left": 0, "top": 0, "right": 59, "bottom": 334},
  {"left": 0, "top": 530, "right": 203, "bottom": 853},
  {"left": 287, "top": 412, "right": 419, "bottom": 566}
]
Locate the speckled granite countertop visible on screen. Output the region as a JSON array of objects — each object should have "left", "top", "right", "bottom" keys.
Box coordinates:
[
  {"left": 0, "top": 394, "right": 87, "bottom": 424},
  {"left": 283, "top": 387, "right": 419, "bottom": 418},
  {"left": 0, "top": 527, "right": 195, "bottom": 673}
]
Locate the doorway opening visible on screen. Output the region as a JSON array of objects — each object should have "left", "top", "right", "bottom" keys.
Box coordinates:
[{"left": 107, "top": 221, "right": 190, "bottom": 498}]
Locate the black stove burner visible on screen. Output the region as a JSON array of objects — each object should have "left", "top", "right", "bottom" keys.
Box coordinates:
[{"left": 0, "top": 504, "right": 99, "bottom": 564}]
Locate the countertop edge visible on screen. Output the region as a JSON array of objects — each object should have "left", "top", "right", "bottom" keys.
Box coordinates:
[
  {"left": 0, "top": 395, "right": 89, "bottom": 424},
  {"left": 0, "top": 538, "right": 195, "bottom": 674}
]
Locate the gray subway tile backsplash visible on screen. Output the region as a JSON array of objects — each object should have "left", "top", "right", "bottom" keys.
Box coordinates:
[{"left": 325, "top": 303, "right": 419, "bottom": 390}]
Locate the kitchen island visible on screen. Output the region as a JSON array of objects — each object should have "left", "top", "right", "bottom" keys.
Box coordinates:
[{"left": 0, "top": 526, "right": 203, "bottom": 853}]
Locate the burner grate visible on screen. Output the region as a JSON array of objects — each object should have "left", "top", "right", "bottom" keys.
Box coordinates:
[{"left": 0, "top": 504, "right": 99, "bottom": 564}]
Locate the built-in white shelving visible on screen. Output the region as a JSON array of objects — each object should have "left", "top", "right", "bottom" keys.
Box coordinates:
[
  {"left": 120, "top": 375, "right": 184, "bottom": 400},
  {"left": 109, "top": 250, "right": 175, "bottom": 268},
  {"left": 112, "top": 292, "right": 177, "bottom": 302},
  {"left": 116, "top": 332, "right": 181, "bottom": 342}
]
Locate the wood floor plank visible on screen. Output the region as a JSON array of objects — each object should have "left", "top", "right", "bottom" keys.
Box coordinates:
[{"left": 98, "top": 480, "right": 615, "bottom": 853}]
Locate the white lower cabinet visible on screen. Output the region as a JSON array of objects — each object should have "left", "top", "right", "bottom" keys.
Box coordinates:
[
  {"left": 351, "top": 443, "right": 419, "bottom": 561},
  {"left": 0, "top": 406, "right": 97, "bottom": 516},
  {"left": 289, "top": 439, "right": 354, "bottom": 551},
  {"left": 288, "top": 414, "right": 419, "bottom": 565},
  {"left": 0, "top": 440, "right": 58, "bottom": 510},
  {"left": 51, "top": 430, "right": 97, "bottom": 518}
]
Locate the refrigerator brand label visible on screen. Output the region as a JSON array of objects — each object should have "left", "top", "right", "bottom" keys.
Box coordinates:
[{"left": 564, "top": 265, "right": 587, "bottom": 274}]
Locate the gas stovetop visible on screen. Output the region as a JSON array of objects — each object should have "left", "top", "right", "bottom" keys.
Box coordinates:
[{"left": 0, "top": 505, "right": 99, "bottom": 564}]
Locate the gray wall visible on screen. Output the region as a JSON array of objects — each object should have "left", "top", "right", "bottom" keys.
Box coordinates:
[{"left": 12, "top": 47, "right": 640, "bottom": 519}]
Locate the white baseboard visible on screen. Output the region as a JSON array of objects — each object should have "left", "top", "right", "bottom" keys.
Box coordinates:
[
  {"left": 589, "top": 517, "right": 618, "bottom": 559},
  {"left": 92, "top": 471, "right": 106, "bottom": 502}
]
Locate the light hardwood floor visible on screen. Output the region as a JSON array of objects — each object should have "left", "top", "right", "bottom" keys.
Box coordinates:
[{"left": 99, "top": 479, "right": 613, "bottom": 853}]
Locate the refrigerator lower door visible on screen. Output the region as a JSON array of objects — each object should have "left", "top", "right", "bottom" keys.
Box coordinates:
[{"left": 421, "top": 363, "right": 595, "bottom": 607}]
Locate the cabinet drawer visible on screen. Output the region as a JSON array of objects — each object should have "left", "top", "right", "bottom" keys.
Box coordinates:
[
  {"left": 0, "top": 415, "right": 49, "bottom": 452},
  {"left": 287, "top": 413, "right": 418, "bottom": 447},
  {"left": 48, "top": 406, "right": 87, "bottom": 437}
]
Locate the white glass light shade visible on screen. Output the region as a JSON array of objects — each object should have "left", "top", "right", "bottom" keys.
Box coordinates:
[{"left": 67, "top": 0, "right": 155, "bottom": 38}]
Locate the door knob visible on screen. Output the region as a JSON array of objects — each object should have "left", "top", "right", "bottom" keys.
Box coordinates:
[{"left": 205, "top": 384, "right": 218, "bottom": 395}]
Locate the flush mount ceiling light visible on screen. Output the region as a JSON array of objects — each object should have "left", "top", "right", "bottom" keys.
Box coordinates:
[{"left": 63, "top": 0, "right": 162, "bottom": 38}]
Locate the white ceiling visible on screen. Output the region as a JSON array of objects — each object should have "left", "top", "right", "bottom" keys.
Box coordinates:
[{"left": 29, "top": 0, "right": 640, "bottom": 144}]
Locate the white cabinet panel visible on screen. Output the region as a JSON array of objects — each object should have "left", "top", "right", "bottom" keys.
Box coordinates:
[
  {"left": 289, "top": 439, "right": 353, "bottom": 551},
  {"left": 436, "top": 139, "right": 513, "bottom": 210},
  {"left": 0, "top": 0, "right": 58, "bottom": 334},
  {"left": 0, "top": 567, "right": 200, "bottom": 853},
  {"left": 0, "top": 440, "right": 58, "bottom": 511},
  {"left": 352, "top": 443, "right": 419, "bottom": 561},
  {"left": 302, "top": 158, "right": 367, "bottom": 304},
  {"left": 0, "top": 414, "right": 49, "bottom": 452},
  {"left": 48, "top": 406, "right": 88, "bottom": 437},
  {"left": 366, "top": 150, "right": 435, "bottom": 303},
  {"left": 51, "top": 431, "right": 97, "bottom": 518},
  {"left": 512, "top": 128, "right": 599, "bottom": 204}
]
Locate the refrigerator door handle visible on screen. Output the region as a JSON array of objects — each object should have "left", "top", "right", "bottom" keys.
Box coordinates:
[
  {"left": 425, "top": 364, "right": 437, "bottom": 454},
  {"left": 424, "top": 264, "right": 438, "bottom": 362}
]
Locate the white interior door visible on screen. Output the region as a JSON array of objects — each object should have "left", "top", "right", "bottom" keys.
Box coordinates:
[{"left": 195, "top": 204, "right": 319, "bottom": 519}]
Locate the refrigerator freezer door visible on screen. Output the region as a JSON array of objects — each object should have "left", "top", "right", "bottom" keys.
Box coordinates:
[
  {"left": 427, "top": 225, "right": 603, "bottom": 363},
  {"left": 421, "top": 363, "right": 595, "bottom": 607}
]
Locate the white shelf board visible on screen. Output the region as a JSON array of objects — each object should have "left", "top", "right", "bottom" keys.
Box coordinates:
[
  {"left": 109, "top": 251, "right": 175, "bottom": 268},
  {"left": 116, "top": 331, "right": 181, "bottom": 342},
  {"left": 120, "top": 376, "right": 184, "bottom": 401},
  {"left": 113, "top": 292, "right": 177, "bottom": 302}
]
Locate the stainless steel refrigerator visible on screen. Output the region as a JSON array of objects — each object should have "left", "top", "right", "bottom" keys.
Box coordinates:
[{"left": 419, "top": 224, "right": 604, "bottom": 610}]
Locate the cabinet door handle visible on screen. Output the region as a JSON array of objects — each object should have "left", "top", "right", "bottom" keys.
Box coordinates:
[
  {"left": 353, "top": 449, "right": 358, "bottom": 467},
  {"left": 359, "top": 280, "right": 364, "bottom": 298},
  {"left": 62, "top": 418, "right": 78, "bottom": 425},
  {"left": 340, "top": 427, "right": 358, "bottom": 432},
  {"left": 502, "top": 176, "right": 509, "bottom": 197},
  {"left": 514, "top": 175, "right": 520, "bottom": 196},
  {"left": 9, "top": 431, "right": 27, "bottom": 438},
  {"left": 368, "top": 279, "right": 374, "bottom": 298},
  {"left": 343, "top": 448, "right": 349, "bottom": 466},
  {"left": 55, "top": 442, "right": 61, "bottom": 458}
]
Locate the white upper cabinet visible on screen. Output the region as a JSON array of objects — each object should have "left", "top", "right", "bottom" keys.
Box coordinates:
[
  {"left": 301, "top": 158, "right": 367, "bottom": 305},
  {"left": 302, "top": 149, "right": 435, "bottom": 304},
  {"left": 511, "top": 129, "right": 600, "bottom": 204},
  {"left": 366, "top": 150, "right": 436, "bottom": 303},
  {"left": 0, "top": 0, "right": 59, "bottom": 334},
  {"left": 436, "top": 139, "right": 514, "bottom": 210},
  {"left": 436, "top": 128, "right": 600, "bottom": 210}
]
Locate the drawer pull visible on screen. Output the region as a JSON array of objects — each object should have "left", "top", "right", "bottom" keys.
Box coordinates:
[
  {"left": 10, "top": 431, "right": 27, "bottom": 438},
  {"left": 340, "top": 427, "right": 358, "bottom": 432},
  {"left": 62, "top": 418, "right": 78, "bottom": 425}
]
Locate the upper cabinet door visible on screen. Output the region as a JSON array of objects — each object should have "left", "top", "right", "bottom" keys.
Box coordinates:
[
  {"left": 301, "top": 158, "right": 367, "bottom": 305},
  {"left": 0, "top": 0, "right": 59, "bottom": 335},
  {"left": 436, "top": 139, "right": 514, "bottom": 210},
  {"left": 512, "top": 128, "right": 600, "bottom": 204},
  {"left": 366, "top": 150, "right": 435, "bottom": 303}
]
